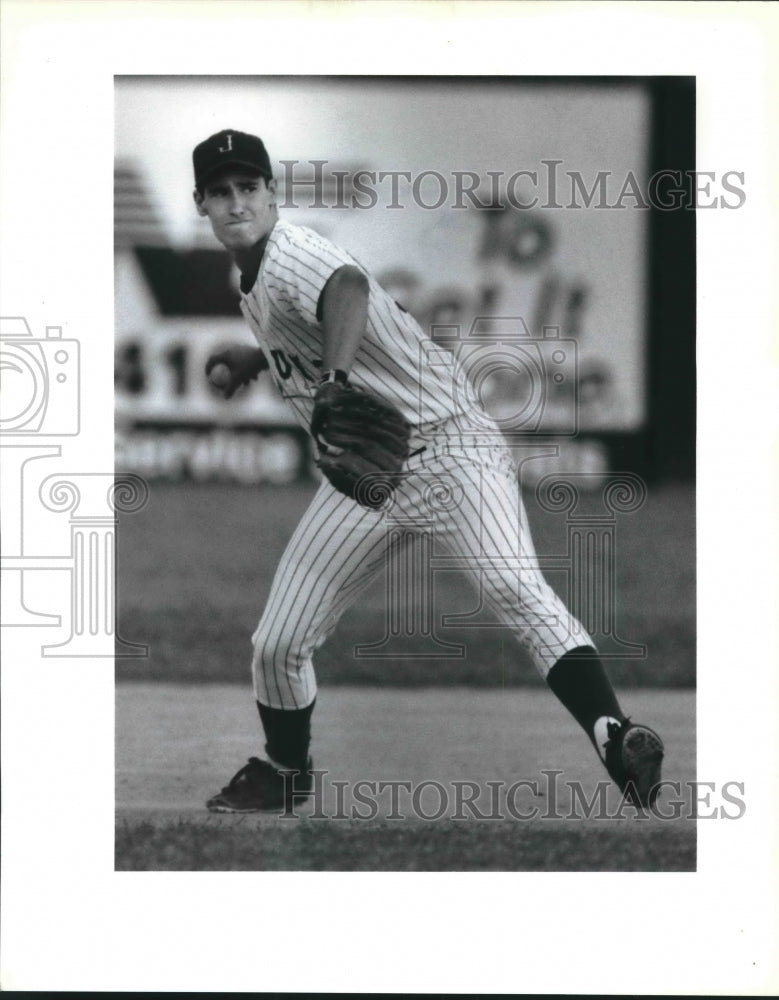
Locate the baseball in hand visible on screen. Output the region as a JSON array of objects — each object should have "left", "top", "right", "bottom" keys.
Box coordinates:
[{"left": 208, "top": 363, "right": 232, "bottom": 389}]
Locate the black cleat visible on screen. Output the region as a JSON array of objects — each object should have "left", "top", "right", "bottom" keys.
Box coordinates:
[
  {"left": 206, "top": 756, "right": 312, "bottom": 813},
  {"left": 603, "top": 719, "right": 664, "bottom": 809}
]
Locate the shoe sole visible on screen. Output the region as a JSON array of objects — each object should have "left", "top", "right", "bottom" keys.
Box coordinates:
[
  {"left": 206, "top": 794, "right": 312, "bottom": 814},
  {"left": 206, "top": 799, "right": 287, "bottom": 813},
  {"left": 622, "top": 726, "right": 665, "bottom": 808},
  {"left": 206, "top": 803, "right": 272, "bottom": 813}
]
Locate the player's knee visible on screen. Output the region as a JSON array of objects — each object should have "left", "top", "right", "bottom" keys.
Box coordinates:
[
  {"left": 250, "top": 627, "right": 316, "bottom": 708},
  {"left": 251, "top": 625, "right": 305, "bottom": 676},
  {"left": 486, "top": 570, "right": 554, "bottom": 614}
]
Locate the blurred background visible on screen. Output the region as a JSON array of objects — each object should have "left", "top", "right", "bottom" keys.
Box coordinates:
[
  {"left": 115, "top": 77, "right": 695, "bottom": 687},
  {"left": 115, "top": 76, "right": 695, "bottom": 487}
]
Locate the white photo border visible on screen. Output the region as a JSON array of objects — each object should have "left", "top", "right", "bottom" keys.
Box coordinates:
[{"left": 1, "top": 0, "right": 777, "bottom": 993}]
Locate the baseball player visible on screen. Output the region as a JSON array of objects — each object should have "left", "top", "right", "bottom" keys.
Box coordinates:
[{"left": 192, "top": 129, "right": 664, "bottom": 814}]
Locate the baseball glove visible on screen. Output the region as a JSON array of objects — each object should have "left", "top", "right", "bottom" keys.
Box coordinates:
[{"left": 311, "top": 382, "right": 412, "bottom": 509}]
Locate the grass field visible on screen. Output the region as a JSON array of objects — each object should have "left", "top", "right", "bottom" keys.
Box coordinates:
[
  {"left": 116, "top": 480, "right": 695, "bottom": 687},
  {"left": 115, "top": 479, "right": 695, "bottom": 871},
  {"left": 116, "top": 817, "right": 695, "bottom": 872},
  {"left": 116, "top": 685, "right": 695, "bottom": 871}
]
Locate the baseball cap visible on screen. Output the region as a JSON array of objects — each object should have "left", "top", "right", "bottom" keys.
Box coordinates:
[{"left": 193, "top": 129, "right": 273, "bottom": 187}]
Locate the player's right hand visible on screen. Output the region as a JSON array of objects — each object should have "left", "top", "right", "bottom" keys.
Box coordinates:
[{"left": 205, "top": 345, "right": 269, "bottom": 400}]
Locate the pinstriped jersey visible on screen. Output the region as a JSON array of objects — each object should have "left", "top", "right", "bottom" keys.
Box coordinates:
[{"left": 239, "top": 218, "right": 477, "bottom": 432}]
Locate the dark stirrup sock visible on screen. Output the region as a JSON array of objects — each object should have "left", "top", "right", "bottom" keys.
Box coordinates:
[
  {"left": 546, "top": 647, "right": 625, "bottom": 748},
  {"left": 256, "top": 699, "right": 316, "bottom": 770}
]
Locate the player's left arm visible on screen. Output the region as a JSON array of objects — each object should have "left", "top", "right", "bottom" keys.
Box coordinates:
[{"left": 318, "top": 265, "right": 369, "bottom": 378}]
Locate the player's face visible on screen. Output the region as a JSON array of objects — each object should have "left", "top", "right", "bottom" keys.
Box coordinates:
[{"left": 195, "top": 170, "right": 277, "bottom": 252}]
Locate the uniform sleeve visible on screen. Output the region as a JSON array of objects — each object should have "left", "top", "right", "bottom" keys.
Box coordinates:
[{"left": 264, "top": 225, "right": 358, "bottom": 327}]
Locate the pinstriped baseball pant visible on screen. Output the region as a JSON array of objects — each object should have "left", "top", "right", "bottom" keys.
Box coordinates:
[{"left": 251, "top": 437, "right": 595, "bottom": 709}]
